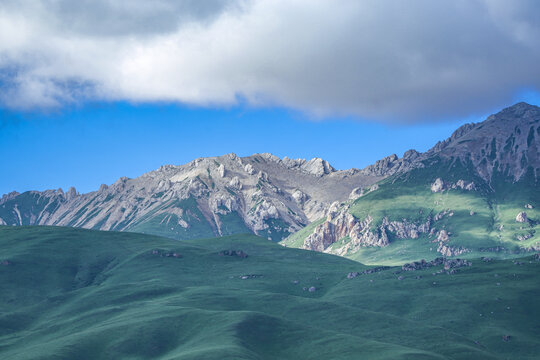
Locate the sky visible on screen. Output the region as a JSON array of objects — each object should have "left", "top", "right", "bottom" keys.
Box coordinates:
[{"left": 1, "top": 1, "right": 540, "bottom": 195}]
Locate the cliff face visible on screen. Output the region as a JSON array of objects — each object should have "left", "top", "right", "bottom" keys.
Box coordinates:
[{"left": 302, "top": 203, "right": 465, "bottom": 257}]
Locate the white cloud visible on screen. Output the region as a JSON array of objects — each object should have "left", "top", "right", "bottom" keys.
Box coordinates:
[{"left": 1, "top": 0, "right": 539, "bottom": 121}]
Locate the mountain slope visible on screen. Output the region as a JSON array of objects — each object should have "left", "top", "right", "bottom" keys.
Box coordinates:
[
  {"left": 1, "top": 226, "right": 539, "bottom": 359},
  {"left": 0, "top": 153, "right": 386, "bottom": 241},
  {"left": 282, "top": 103, "right": 540, "bottom": 263},
  {"left": 1, "top": 102, "right": 538, "bottom": 256}
]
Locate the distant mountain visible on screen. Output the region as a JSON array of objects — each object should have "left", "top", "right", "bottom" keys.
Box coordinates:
[
  {"left": 282, "top": 103, "right": 540, "bottom": 263},
  {"left": 0, "top": 153, "right": 388, "bottom": 241},
  {"left": 2, "top": 103, "right": 538, "bottom": 260}
]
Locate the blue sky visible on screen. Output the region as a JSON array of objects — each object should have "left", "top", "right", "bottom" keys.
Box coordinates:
[
  {"left": 1, "top": 93, "right": 538, "bottom": 195},
  {"left": 1, "top": 1, "right": 540, "bottom": 195}
]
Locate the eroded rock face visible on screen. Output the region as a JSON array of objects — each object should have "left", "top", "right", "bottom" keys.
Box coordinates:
[
  {"left": 302, "top": 204, "right": 467, "bottom": 257},
  {"left": 247, "top": 200, "right": 280, "bottom": 233},
  {"left": 348, "top": 187, "right": 363, "bottom": 201},
  {"left": 301, "top": 158, "right": 335, "bottom": 177},
  {"left": 303, "top": 206, "right": 438, "bottom": 254},
  {"left": 0, "top": 152, "right": 389, "bottom": 241},
  {"left": 292, "top": 190, "right": 308, "bottom": 204}
]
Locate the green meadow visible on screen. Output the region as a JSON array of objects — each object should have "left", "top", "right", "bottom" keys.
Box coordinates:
[
  {"left": 283, "top": 159, "right": 539, "bottom": 265},
  {"left": 1, "top": 226, "right": 539, "bottom": 359}
]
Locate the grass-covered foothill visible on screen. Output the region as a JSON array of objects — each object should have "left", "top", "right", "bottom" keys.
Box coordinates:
[
  {"left": 283, "top": 158, "right": 539, "bottom": 265},
  {"left": 1, "top": 226, "right": 539, "bottom": 359}
]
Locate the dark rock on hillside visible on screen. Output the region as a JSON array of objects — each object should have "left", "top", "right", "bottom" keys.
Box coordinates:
[
  {"left": 346, "top": 266, "right": 390, "bottom": 279},
  {"left": 219, "top": 250, "right": 248, "bottom": 258},
  {"left": 401, "top": 258, "right": 471, "bottom": 271},
  {"left": 150, "top": 249, "right": 182, "bottom": 258}
]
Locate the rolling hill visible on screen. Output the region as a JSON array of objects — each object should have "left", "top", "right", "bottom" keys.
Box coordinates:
[{"left": 1, "top": 226, "right": 539, "bottom": 359}]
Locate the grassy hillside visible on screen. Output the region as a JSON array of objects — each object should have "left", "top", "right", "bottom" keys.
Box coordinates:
[
  {"left": 283, "top": 158, "right": 539, "bottom": 265},
  {"left": 1, "top": 226, "right": 539, "bottom": 359}
]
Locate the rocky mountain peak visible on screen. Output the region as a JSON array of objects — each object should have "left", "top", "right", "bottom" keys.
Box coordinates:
[
  {"left": 0, "top": 191, "right": 20, "bottom": 205},
  {"left": 497, "top": 101, "right": 539, "bottom": 117},
  {"left": 301, "top": 158, "right": 336, "bottom": 177},
  {"left": 2, "top": 103, "right": 537, "bottom": 245},
  {"left": 0, "top": 150, "right": 385, "bottom": 241},
  {"left": 426, "top": 102, "right": 540, "bottom": 181}
]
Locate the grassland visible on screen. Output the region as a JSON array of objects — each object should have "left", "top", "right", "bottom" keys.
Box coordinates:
[
  {"left": 1, "top": 226, "right": 539, "bottom": 359},
  {"left": 283, "top": 158, "right": 539, "bottom": 265}
]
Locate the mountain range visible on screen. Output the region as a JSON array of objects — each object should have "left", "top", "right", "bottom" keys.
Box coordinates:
[{"left": 1, "top": 102, "right": 539, "bottom": 263}]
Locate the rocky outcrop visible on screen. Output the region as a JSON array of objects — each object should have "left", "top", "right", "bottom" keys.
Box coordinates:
[
  {"left": 218, "top": 164, "right": 226, "bottom": 178},
  {"left": 303, "top": 208, "right": 390, "bottom": 252},
  {"left": 402, "top": 258, "right": 471, "bottom": 271},
  {"left": 302, "top": 203, "right": 469, "bottom": 257},
  {"left": 436, "top": 230, "right": 450, "bottom": 242},
  {"left": 0, "top": 191, "right": 20, "bottom": 205},
  {"left": 229, "top": 176, "right": 242, "bottom": 190},
  {"left": 431, "top": 178, "right": 475, "bottom": 193},
  {"left": 360, "top": 152, "right": 420, "bottom": 177},
  {"left": 247, "top": 200, "right": 280, "bottom": 233},
  {"left": 303, "top": 205, "right": 446, "bottom": 254},
  {"left": 437, "top": 243, "right": 470, "bottom": 257},
  {"left": 346, "top": 266, "right": 390, "bottom": 278},
  {"left": 517, "top": 233, "right": 533, "bottom": 241},
  {"left": 292, "top": 190, "right": 308, "bottom": 204},
  {"left": 244, "top": 163, "right": 255, "bottom": 175},
  {"left": 431, "top": 178, "right": 446, "bottom": 193},
  {"left": 218, "top": 250, "right": 248, "bottom": 258},
  {"left": 348, "top": 187, "right": 363, "bottom": 201},
  {"left": 516, "top": 212, "right": 529, "bottom": 223},
  {"left": 301, "top": 158, "right": 335, "bottom": 177}
]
